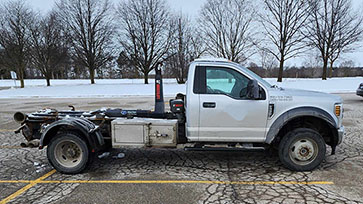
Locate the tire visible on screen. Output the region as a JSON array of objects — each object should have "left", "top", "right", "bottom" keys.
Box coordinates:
[
  {"left": 47, "top": 132, "right": 90, "bottom": 174},
  {"left": 278, "top": 128, "right": 326, "bottom": 171}
]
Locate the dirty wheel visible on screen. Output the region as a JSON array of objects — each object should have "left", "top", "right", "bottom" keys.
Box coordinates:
[
  {"left": 47, "top": 132, "right": 89, "bottom": 174},
  {"left": 279, "top": 128, "right": 326, "bottom": 171}
]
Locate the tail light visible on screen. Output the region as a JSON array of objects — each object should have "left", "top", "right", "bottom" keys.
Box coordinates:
[{"left": 170, "top": 99, "right": 184, "bottom": 113}]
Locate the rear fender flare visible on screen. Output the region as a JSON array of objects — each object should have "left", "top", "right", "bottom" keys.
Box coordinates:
[{"left": 39, "top": 117, "right": 104, "bottom": 150}]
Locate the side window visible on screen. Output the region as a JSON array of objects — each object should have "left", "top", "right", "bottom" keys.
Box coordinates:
[{"left": 206, "top": 67, "right": 250, "bottom": 98}]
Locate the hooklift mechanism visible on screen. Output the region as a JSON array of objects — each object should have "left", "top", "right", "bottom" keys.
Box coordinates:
[{"left": 154, "top": 64, "right": 165, "bottom": 114}]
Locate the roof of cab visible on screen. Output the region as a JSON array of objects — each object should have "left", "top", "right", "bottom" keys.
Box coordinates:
[{"left": 193, "top": 57, "right": 231, "bottom": 63}]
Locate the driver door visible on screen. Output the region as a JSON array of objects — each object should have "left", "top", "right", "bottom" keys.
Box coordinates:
[{"left": 197, "top": 66, "right": 268, "bottom": 142}]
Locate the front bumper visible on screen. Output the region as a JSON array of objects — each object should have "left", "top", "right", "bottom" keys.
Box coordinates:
[
  {"left": 337, "top": 126, "right": 344, "bottom": 145},
  {"left": 356, "top": 89, "right": 363, "bottom": 96}
]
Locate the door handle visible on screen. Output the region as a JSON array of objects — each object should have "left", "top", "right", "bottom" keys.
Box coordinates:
[{"left": 203, "top": 102, "right": 216, "bottom": 108}]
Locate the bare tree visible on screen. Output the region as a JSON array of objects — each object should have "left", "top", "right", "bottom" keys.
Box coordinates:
[
  {"left": 327, "top": 13, "right": 363, "bottom": 78},
  {"left": 117, "top": 0, "right": 173, "bottom": 84},
  {"left": 199, "top": 0, "right": 256, "bottom": 63},
  {"left": 305, "top": 0, "right": 363, "bottom": 80},
  {"left": 116, "top": 51, "right": 141, "bottom": 78},
  {"left": 339, "top": 60, "right": 355, "bottom": 69},
  {"left": 56, "top": 0, "right": 115, "bottom": 84},
  {"left": 260, "top": 0, "right": 309, "bottom": 82},
  {"left": 302, "top": 51, "right": 323, "bottom": 78},
  {"left": 258, "top": 48, "right": 278, "bottom": 77},
  {"left": 0, "top": 0, "right": 34, "bottom": 88},
  {"left": 29, "top": 11, "right": 69, "bottom": 86},
  {"left": 165, "top": 14, "right": 204, "bottom": 84},
  {"left": 0, "top": 48, "right": 6, "bottom": 79}
]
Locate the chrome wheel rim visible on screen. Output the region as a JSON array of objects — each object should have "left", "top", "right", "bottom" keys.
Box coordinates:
[
  {"left": 289, "top": 138, "right": 318, "bottom": 166},
  {"left": 54, "top": 140, "right": 83, "bottom": 168}
]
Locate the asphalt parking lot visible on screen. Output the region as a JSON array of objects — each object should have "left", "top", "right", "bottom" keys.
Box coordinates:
[{"left": 0, "top": 94, "right": 362, "bottom": 204}]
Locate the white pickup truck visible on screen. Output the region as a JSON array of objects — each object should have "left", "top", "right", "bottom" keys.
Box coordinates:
[{"left": 14, "top": 58, "right": 344, "bottom": 174}]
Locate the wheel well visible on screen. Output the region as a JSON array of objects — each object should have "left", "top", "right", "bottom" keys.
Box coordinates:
[
  {"left": 42, "top": 125, "right": 89, "bottom": 147},
  {"left": 272, "top": 116, "right": 338, "bottom": 148}
]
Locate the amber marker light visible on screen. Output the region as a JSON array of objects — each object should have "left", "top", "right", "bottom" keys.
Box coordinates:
[{"left": 335, "top": 105, "right": 341, "bottom": 117}]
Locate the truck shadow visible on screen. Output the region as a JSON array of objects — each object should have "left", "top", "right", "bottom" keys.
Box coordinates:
[{"left": 87, "top": 148, "right": 306, "bottom": 180}]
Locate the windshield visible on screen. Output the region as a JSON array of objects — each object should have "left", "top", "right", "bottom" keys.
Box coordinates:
[{"left": 235, "top": 64, "right": 272, "bottom": 88}]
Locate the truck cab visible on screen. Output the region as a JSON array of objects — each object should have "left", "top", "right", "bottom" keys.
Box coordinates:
[
  {"left": 185, "top": 58, "right": 343, "bottom": 144},
  {"left": 183, "top": 58, "right": 344, "bottom": 171},
  {"left": 14, "top": 58, "right": 345, "bottom": 174},
  {"left": 186, "top": 59, "right": 269, "bottom": 142}
]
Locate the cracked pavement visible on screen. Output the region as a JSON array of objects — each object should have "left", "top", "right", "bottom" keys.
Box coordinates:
[{"left": 0, "top": 94, "right": 362, "bottom": 204}]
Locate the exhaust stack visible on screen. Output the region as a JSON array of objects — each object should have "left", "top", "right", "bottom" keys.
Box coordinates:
[
  {"left": 154, "top": 65, "right": 165, "bottom": 114},
  {"left": 14, "top": 112, "right": 27, "bottom": 124}
]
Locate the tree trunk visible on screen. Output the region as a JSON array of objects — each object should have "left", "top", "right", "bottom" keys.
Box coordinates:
[
  {"left": 20, "top": 79, "right": 24, "bottom": 88},
  {"left": 19, "top": 69, "right": 25, "bottom": 88},
  {"left": 46, "top": 78, "right": 51, "bottom": 86},
  {"left": 144, "top": 73, "right": 149, "bottom": 84},
  {"left": 328, "top": 60, "right": 333, "bottom": 78},
  {"left": 90, "top": 68, "right": 95, "bottom": 84},
  {"left": 277, "top": 58, "right": 284, "bottom": 82},
  {"left": 322, "top": 58, "right": 328, "bottom": 80}
]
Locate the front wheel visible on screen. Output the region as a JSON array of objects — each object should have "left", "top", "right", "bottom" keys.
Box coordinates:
[
  {"left": 278, "top": 128, "right": 326, "bottom": 171},
  {"left": 47, "top": 132, "right": 90, "bottom": 174}
]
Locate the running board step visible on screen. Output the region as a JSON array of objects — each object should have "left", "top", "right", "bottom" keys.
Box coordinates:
[{"left": 184, "top": 146, "right": 265, "bottom": 152}]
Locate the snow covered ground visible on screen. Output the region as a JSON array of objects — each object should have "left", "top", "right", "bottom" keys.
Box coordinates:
[
  {"left": 0, "top": 79, "right": 177, "bottom": 87},
  {"left": 266, "top": 77, "right": 362, "bottom": 93},
  {"left": 0, "top": 77, "right": 361, "bottom": 98}
]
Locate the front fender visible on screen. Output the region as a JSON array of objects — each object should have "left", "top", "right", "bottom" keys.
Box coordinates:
[
  {"left": 265, "top": 107, "right": 337, "bottom": 144},
  {"left": 39, "top": 117, "right": 104, "bottom": 150}
]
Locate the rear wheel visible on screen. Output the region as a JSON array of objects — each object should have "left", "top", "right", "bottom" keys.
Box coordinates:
[
  {"left": 47, "top": 132, "right": 90, "bottom": 174},
  {"left": 278, "top": 128, "right": 326, "bottom": 171}
]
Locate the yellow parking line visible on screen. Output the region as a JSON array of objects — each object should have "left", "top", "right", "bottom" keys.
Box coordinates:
[
  {"left": 0, "top": 180, "right": 30, "bottom": 183},
  {"left": 0, "top": 179, "right": 333, "bottom": 185},
  {"left": 0, "top": 129, "right": 14, "bottom": 132},
  {"left": 0, "top": 169, "right": 56, "bottom": 204},
  {"left": 0, "top": 173, "right": 334, "bottom": 204},
  {"left": 39, "top": 180, "right": 228, "bottom": 184},
  {"left": 230, "top": 181, "right": 334, "bottom": 185},
  {"left": 39, "top": 180, "right": 333, "bottom": 185}
]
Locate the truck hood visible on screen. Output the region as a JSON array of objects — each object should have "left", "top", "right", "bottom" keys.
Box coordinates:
[{"left": 271, "top": 88, "right": 343, "bottom": 103}]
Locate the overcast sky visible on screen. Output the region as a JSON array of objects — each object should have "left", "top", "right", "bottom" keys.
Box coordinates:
[{"left": 2, "top": 0, "right": 363, "bottom": 67}]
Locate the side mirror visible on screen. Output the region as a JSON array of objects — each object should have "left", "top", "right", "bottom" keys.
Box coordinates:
[{"left": 247, "top": 80, "right": 260, "bottom": 100}]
